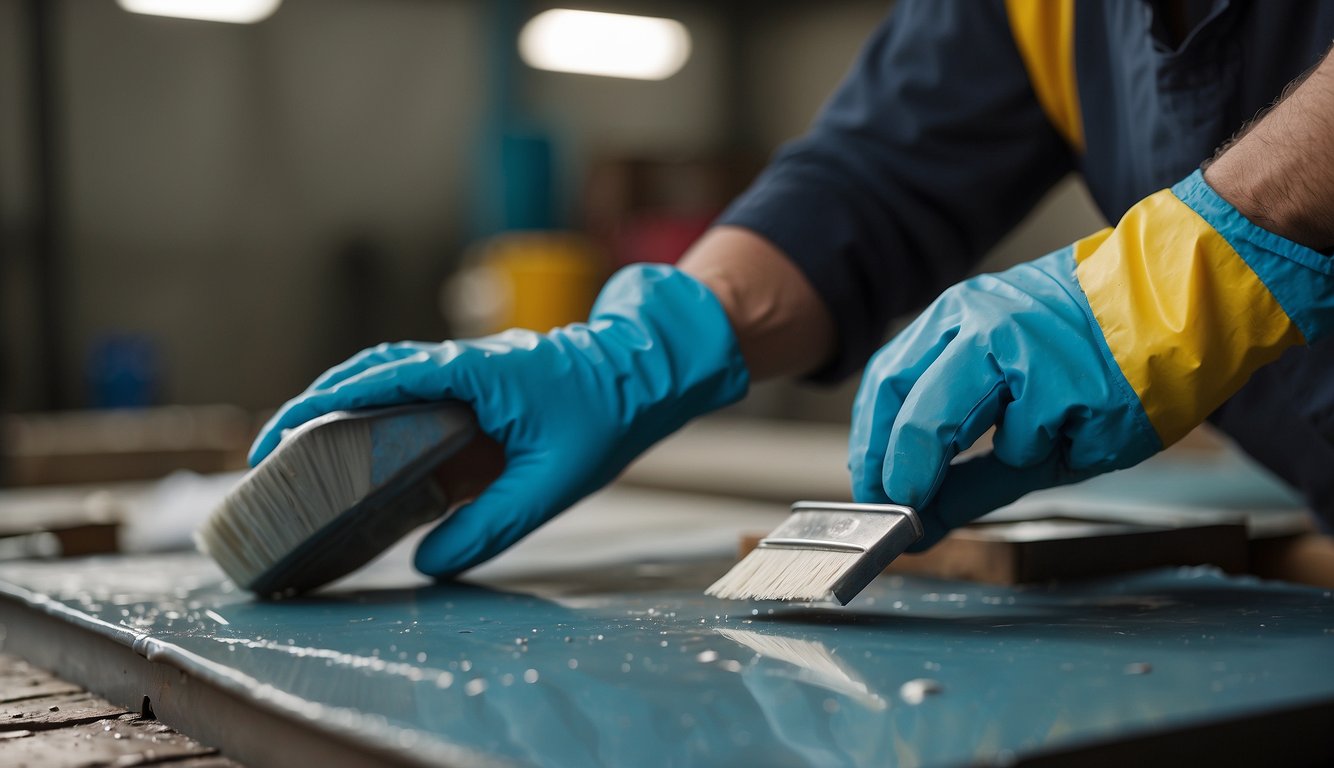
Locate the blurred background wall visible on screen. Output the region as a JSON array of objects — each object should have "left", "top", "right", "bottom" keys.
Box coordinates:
[{"left": 0, "top": 0, "right": 1104, "bottom": 422}]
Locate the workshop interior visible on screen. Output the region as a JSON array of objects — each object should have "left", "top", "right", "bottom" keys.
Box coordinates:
[{"left": 1, "top": 0, "right": 1332, "bottom": 766}]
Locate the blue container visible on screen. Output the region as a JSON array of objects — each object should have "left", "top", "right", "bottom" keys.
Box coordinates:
[{"left": 87, "top": 333, "right": 160, "bottom": 408}]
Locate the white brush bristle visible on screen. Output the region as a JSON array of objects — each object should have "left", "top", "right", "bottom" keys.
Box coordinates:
[
  {"left": 705, "top": 547, "right": 860, "bottom": 602},
  {"left": 195, "top": 419, "right": 372, "bottom": 588}
]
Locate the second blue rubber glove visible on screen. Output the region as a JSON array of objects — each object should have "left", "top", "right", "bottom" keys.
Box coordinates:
[
  {"left": 852, "top": 171, "right": 1334, "bottom": 549},
  {"left": 249, "top": 264, "right": 750, "bottom": 577},
  {"left": 849, "top": 248, "right": 1158, "bottom": 549}
]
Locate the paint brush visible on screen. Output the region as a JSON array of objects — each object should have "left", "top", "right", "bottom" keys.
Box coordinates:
[
  {"left": 196, "top": 402, "right": 501, "bottom": 597},
  {"left": 705, "top": 501, "right": 922, "bottom": 605}
]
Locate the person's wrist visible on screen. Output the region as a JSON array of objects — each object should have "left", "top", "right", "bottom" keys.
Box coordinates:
[
  {"left": 678, "top": 227, "right": 836, "bottom": 379},
  {"left": 1203, "top": 158, "right": 1331, "bottom": 251},
  {"left": 1202, "top": 52, "right": 1334, "bottom": 252}
]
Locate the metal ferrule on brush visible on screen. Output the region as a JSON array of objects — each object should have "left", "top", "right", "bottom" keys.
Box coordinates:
[{"left": 707, "top": 501, "right": 922, "bottom": 605}]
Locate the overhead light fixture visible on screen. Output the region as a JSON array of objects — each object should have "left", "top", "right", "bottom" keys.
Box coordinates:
[
  {"left": 117, "top": 0, "right": 282, "bottom": 24},
  {"left": 518, "top": 9, "right": 691, "bottom": 81}
]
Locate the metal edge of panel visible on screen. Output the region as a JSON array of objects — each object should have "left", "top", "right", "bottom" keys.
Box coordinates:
[{"left": 0, "top": 582, "right": 512, "bottom": 768}]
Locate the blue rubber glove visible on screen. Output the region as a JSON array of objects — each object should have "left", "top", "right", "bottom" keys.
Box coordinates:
[
  {"left": 249, "top": 264, "right": 749, "bottom": 576},
  {"left": 851, "top": 171, "right": 1334, "bottom": 549},
  {"left": 850, "top": 249, "right": 1155, "bottom": 548}
]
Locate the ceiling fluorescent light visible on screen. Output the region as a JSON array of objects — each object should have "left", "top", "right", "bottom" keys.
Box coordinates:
[
  {"left": 519, "top": 9, "right": 691, "bottom": 81},
  {"left": 117, "top": 0, "right": 282, "bottom": 24}
]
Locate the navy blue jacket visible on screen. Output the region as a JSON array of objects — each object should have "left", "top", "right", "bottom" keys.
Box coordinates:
[{"left": 719, "top": 0, "right": 1334, "bottom": 522}]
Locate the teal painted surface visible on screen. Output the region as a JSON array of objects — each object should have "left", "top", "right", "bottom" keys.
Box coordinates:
[
  {"left": 1054, "top": 448, "right": 1304, "bottom": 509},
  {"left": 0, "top": 555, "right": 1331, "bottom": 766}
]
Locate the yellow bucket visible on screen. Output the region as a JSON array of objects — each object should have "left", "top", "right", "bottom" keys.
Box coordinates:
[{"left": 447, "top": 232, "right": 606, "bottom": 335}]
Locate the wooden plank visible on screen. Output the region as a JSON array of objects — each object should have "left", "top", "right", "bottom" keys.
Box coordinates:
[
  {"left": 1250, "top": 532, "right": 1334, "bottom": 588},
  {"left": 0, "top": 715, "right": 221, "bottom": 768},
  {"left": 0, "top": 654, "right": 244, "bottom": 766},
  {"left": 0, "top": 692, "right": 125, "bottom": 730},
  {"left": 4, "top": 405, "right": 252, "bottom": 486},
  {"left": 890, "top": 521, "right": 1249, "bottom": 584},
  {"left": 0, "top": 661, "right": 84, "bottom": 702}
]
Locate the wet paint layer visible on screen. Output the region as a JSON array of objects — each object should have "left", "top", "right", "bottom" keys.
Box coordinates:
[{"left": 0, "top": 552, "right": 1331, "bottom": 766}]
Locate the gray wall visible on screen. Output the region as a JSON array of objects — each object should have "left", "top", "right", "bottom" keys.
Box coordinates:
[
  {"left": 61, "top": 0, "right": 494, "bottom": 409},
  {"left": 525, "top": 1, "right": 730, "bottom": 210},
  {"left": 6, "top": 0, "right": 493, "bottom": 408},
  {"left": 0, "top": 0, "right": 37, "bottom": 410}
]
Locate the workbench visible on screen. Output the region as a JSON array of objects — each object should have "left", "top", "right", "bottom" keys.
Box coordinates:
[{"left": 0, "top": 483, "right": 1329, "bottom": 767}]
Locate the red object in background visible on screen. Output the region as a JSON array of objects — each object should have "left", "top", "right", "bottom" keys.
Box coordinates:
[
  {"left": 583, "top": 155, "right": 763, "bottom": 269},
  {"left": 613, "top": 211, "right": 717, "bottom": 267}
]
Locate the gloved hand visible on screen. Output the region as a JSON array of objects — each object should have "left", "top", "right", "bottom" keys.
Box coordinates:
[
  {"left": 249, "top": 264, "right": 749, "bottom": 576},
  {"left": 851, "top": 170, "right": 1334, "bottom": 548}
]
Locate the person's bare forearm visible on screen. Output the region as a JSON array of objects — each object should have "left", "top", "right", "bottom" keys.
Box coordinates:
[
  {"left": 1205, "top": 47, "right": 1334, "bottom": 251},
  {"left": 678, "top": 227, "right": 836, "bottom": 379}
]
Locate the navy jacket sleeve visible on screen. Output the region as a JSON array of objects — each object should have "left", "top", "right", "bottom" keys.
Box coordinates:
[{"left": 717, "top": 0, "right": 1074, "bottom": 381}]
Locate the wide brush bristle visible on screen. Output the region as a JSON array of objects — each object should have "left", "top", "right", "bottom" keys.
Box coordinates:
[
  {"left": 195, "top": 418, "right": 373, "bottom": 589},
  {"left": 705, "top": 547, "right": 860, "bottom": 602}
]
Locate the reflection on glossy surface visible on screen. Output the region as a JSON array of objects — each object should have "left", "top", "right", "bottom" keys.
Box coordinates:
[
  {"left": 0, "top": 555, "right": 1332, "bottom": 766},
  {"left": 716, "top": 627, "right": 887, "bottom": 711}
]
